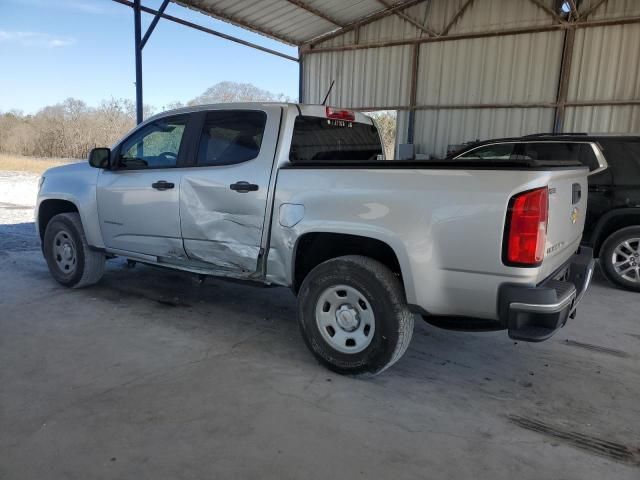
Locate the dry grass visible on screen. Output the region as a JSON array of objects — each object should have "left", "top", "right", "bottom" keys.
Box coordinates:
[{"left": 0, "top": 154, "right": 77, "bottom": 174}]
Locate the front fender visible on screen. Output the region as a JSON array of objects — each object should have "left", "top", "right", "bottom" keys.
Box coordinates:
[{"left": 37, "top": 165, "right": 104, "bottom": 249}]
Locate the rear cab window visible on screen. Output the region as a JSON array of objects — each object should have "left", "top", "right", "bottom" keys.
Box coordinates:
[{"left": 289, "top": 116, "right": 383, "bottom": 162}]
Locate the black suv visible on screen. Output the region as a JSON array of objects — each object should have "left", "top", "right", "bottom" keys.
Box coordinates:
[{"left": 450, "top": 134, "right": 640, "bottom": 292}]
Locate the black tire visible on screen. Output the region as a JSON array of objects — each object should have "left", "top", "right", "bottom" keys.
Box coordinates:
[
  {"left": 599, "top": 226, "right": 640, "bottom": 292},
  {"left": 43, "top": 212, "right": 105, "bottom": 288},
  {"left": 297, "top": 255, "right": 414, "bottom": 376}
]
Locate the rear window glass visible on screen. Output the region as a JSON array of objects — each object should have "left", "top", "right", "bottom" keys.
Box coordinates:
[{"left": 289, "top": 116, "right": 382, "bottom": 162}]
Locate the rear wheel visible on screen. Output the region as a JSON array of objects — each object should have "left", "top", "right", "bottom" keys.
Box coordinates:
[
  {"left": 297, "top": 255, "right": 414, "bottom": 376},
  {"left": 600, "top": 226, "right": 640, "bottom": 292},
  {"left": 43, "top": 212, "right": 105, "bottom": 288}
]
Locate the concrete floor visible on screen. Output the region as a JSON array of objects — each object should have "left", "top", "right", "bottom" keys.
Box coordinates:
[{"left": 1, "top": 224, "right": 639, "bottom": 479}]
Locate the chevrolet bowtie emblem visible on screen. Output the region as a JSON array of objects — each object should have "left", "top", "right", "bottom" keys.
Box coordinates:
[{"left": 571, "top": 207, "right": 579, "bottom": 224}]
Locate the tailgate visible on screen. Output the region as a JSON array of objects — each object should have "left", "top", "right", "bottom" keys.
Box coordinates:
[{"left": 539, "top": 167, "right": 590, "bottom": 280}]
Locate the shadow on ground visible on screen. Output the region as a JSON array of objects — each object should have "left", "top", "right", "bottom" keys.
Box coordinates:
[{"left": 0, "top": 222, "right": 39, "bottom": 254}]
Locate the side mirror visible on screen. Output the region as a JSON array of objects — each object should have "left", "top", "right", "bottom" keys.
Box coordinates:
[{"left": 88, "top": 147, "right": 111, "bottom": 169}]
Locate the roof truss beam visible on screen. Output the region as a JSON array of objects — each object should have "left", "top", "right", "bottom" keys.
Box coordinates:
[
  {"left": 528, "top": 0, "right": 567, "bottom": 24},
  {"left": 172, "top": 0, "right": 298, "bottom": 45},
  {"left": 140, "top": 0, "right": 169, "bottom": 49},
  {"left": 566, "top": 0, "right": 579, "bottom": 20},
  {"left": 284, "top": 0, "right": 346, "bottom": 27},
  {"left": 440, "top": 0, "right": 476, "bottom": 36},
  {"left": 377, "top": 0, "right": 438, "bottom": 36},
  {"left": 302, "top": 14, "right": 640, "bottom": 54},
  {"left": 582, "top": 0, "right": 610, "bottom": 19},
  {"left": 306, "top": 0, "right": 428, "bottom": 45},
  {"left": 112, "top": 0, "right": 298, "bottom": 61}
]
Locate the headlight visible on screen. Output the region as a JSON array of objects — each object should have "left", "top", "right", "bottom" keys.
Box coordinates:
[{"left": 38, "top": 176, "right": 45, "bottom": 191}]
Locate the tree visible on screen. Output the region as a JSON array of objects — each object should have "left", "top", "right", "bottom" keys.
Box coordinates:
[
  {"left": 0, "top": 82, "right": 290, "bottom": 159},
  {"left": 163, "top": 101, "right": 185, "bottom": 111},
  {"left": 187, "top": 81, "right": 291, "bottom": 105},
  {"left": 367, "top": 111, "right": 397, "bottom": 159}
]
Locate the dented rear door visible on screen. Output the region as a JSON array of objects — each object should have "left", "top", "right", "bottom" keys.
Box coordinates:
[{"left": 179, "top": 106, "right": 281, "bottom": 272}]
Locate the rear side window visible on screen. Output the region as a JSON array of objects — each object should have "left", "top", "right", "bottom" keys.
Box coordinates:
[
  {"left": 456, "top": 143, "right": 515, "bottom": 161},
  {"left": 527, "top": 141, "right": 603, "bottom": 169},
  {"left": 289, "top": 116, "right": 382, "bottom": 162},
  {"left": 521, "top": 142, "right": 580, "bottom": 161},
  {"left": 197, "top": 110, "right": 266, "bottom": 166},
  {"left": 599, "top": 140, "right": 640, "bottom": 186}
]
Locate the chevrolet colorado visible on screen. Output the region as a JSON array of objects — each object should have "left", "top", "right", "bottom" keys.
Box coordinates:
[
  {"left": 451, "top": 134, "right": 640, "bottom": 291},
  {"left": 36, "top": 103, "right": 598, "bottom": 375}
]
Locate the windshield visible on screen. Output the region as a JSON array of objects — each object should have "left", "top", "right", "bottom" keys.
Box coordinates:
[{"left": 289, "top": 116, "right": 383, "bottom": 162}]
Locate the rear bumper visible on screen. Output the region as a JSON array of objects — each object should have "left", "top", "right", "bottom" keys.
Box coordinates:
[{"left": 498, "top": 247, "right": 594, "bottom": 342}]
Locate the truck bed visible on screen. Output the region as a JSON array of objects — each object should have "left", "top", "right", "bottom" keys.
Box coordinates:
[{"left": 268, "top": 162, "right": 589, "bottom": 321}]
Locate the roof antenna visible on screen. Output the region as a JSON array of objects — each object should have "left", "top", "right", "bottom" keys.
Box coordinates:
[{"left": 321, "top": 80, "right": 335, "bottom": 106}]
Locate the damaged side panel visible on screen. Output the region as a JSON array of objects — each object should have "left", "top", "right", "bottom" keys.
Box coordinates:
[
  {"left": 178, "top": 105, "right": 282, "bottom": 273},
  {"left": 180, "top": 176, "right": 264, "bottom": 271}
]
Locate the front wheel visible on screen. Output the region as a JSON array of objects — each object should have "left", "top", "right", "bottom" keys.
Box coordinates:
[
  {"left": 43, "top": 212, "right": 105, "bottom": 288},
  {"left": 600, "top": 226, "right": 640, "bottom": 292},
  {"left": 297, "top": 255, "right": 414, "bottom": 376}
]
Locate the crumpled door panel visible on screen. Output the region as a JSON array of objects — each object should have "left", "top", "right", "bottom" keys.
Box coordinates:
[{"left": 180, "top": 176, "right": 263, "bottom": 271}]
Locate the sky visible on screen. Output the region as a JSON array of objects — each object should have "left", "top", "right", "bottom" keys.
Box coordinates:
[{"left": 0, "top": 0, "right": 299, "bottom": 113}]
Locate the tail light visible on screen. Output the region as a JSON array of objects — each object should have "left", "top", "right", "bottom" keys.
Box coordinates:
[
  {"left": 504, "top": 187, "right": 549, "bottom": 266},
  {"left": 326, "top": 107, "right": 355, "bottom": 121}
]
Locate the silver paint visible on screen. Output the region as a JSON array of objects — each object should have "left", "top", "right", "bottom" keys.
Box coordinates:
[
  {"left": 37, "top": 102, "right": 592, "bottom": 323},
  {"left": 279, "top": 203, "right": 305, "bottom": 227},
  {"left": 179, "top": 105, "right": 282, "bottom": 272}
]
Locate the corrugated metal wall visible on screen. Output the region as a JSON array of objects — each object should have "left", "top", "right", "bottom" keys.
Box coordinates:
[
  {"left": 302, "top": 0, "right": 640, "bottom": 158},
  {"left": 564, "top": 20, "right": 640, "bottom": 133},
  {"left": 303, "top": 46, "right": 413, "bottom": 107}
]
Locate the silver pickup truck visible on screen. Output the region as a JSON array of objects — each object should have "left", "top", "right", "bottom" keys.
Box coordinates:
[{"left": 36, "top": 103, "right": 598, "bottom": 375}]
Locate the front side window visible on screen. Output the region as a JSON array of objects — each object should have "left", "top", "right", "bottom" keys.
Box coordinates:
[
  {"left": 289, "top": 116, "right": 382, "bottom": 162},
  {"left": 197, "top": 110, "right": 266, "bottom": 166},
  {"left": 457, "top": 143, "right": 515, "bottom": 161},
  {"left": 119, "top": 117, "right": 187, "bottom": 169}
]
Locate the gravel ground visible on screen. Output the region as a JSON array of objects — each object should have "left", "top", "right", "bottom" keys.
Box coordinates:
[
  {"left": 0, "top": 170, "right": 39, "bottom": 218},
  {"left": 0, "top": 170, "right": 40, "bottom": 253}
]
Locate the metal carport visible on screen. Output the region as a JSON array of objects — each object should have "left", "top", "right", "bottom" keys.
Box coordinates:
[{"left": 114, "top": 0, "right": 640, "bottom": 157}]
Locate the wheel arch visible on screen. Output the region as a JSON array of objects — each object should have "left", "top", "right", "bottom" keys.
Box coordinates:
[
  {"left": 37, "top": 199, "right": 79, "bottom": 242},
  {"left": 590, "top": 208, "right": 640, "bottom": 257},
  {"left": 291, "top": 232, "right": 409, "bottom": 300}
]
